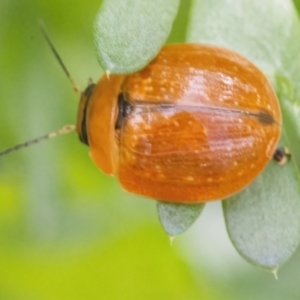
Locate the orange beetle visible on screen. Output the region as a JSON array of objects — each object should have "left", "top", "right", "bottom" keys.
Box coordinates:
[{"left": 76, "top": 44, "right": 281, "bottom": 203}]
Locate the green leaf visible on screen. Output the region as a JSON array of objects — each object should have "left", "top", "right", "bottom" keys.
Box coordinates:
[
  {"left": 276, "top": 75, "right": 300, "bottom": 167},
  {"left": 223, "top": 157, "right": 300, "bottom": 270},
  {"left": 157, "top": 202, "right": 205, "bottom": 237},
  {"left": 187, "top": 0, "right": 300, "bottom": 269},
  {"left": 94, "top": 0, "right": 180, "bottom": 73}
]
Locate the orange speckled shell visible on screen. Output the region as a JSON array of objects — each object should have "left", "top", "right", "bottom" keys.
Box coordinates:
[
  {"left": 83, "top": 44, "right": 281, "bottom": 203},
  {"left": 119, "top": 44, "right": 281, "bottom": 202}
]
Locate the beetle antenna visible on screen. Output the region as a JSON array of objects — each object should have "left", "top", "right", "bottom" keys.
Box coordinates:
[
  {"left": 0, "top": 125, "right": 76, "bottom": 157},
  {"left": 39, "top": 21, "right": 81, "bottom": 95}
]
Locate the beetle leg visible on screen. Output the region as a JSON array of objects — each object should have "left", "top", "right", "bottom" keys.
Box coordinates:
[{"left": 273, "top": 147, "right": 291, "bottom": 165}]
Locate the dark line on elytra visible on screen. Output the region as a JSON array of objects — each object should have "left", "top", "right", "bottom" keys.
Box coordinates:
[{"left": 131, "top": 102, "right": 280, "bottom": 126}]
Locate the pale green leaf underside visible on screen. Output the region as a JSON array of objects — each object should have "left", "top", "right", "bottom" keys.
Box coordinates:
[
  {"left": 187, "top": 0, "right": 300, "bottom": 269},
  {"left": 223, "top": 158, "right": 300, "bottom": 269},
  {"left": 157, "top": 202, "right": 204, "bottom": 237},
  {"left": 94, "top": 0, "right": 180, "bottom": 74}
]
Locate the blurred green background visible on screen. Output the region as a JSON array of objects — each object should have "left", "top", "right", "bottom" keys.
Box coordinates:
[{"left": 1, "top": 0, "right": 300, "bottom": 299}]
